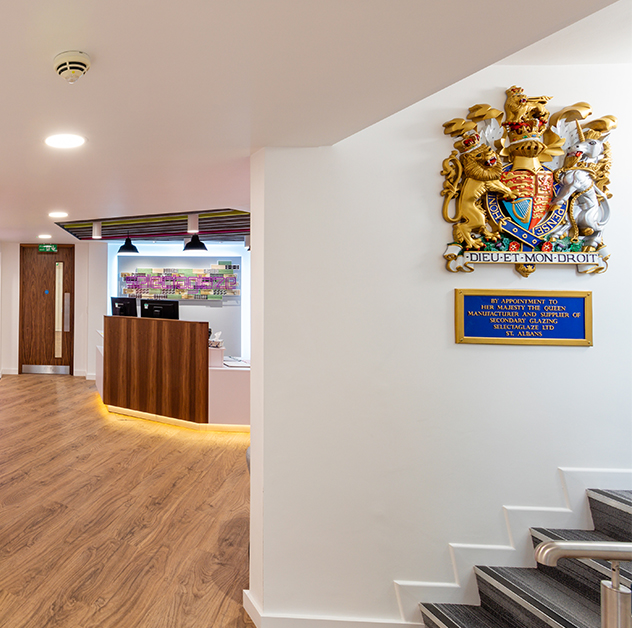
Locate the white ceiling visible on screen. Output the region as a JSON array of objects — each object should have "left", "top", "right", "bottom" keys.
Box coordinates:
[
  {"left": 0, "top": 0, "right": 626, "bottom": 243},
  {"left": 498, "top": 0, "right": 631, "bottom": 66}
]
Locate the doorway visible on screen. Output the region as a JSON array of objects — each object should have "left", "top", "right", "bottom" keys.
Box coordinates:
[{"left": 19, "top": 244, "right": 75, "bottom": 375}]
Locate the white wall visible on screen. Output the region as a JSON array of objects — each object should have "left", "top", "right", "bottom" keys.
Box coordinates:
[
  {"left": 249, "top": 149, "right": 266, "bottom": 613},
  {"left": 86, "top": 242, "right": 108, "bottom": 379},
  {"left": 0, "top": 243, "right": 2, "bottom": 378},
  {"left": 74, "top": 243, "right": 89, "bottom": 377},
  {"left": 246, "top": 63, "right": 632, "bottom": 626},
  {"left": 1, "top": 243, "right": 20, "bottom": 375}
]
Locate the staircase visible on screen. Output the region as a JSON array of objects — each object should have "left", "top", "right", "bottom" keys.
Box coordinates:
[{"left": 420, "top": 489, "right": 632, "bottom": 628}]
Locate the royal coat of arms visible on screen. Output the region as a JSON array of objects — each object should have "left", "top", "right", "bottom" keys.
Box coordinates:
[{"left": 441, "top": 87, "right": 616, "bottom": 276}]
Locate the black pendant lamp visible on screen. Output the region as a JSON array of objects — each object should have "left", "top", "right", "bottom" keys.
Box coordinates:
[
  {"left": 118, "top": 236, "right": 139, "bottom": 254},
  {"left": 183, "top": 234, "right": 207, "bottom": 251}
]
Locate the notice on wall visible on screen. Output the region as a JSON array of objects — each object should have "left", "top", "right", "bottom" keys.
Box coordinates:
[{"left": 455, "top": 289, "right": 592, "bottom": 346}]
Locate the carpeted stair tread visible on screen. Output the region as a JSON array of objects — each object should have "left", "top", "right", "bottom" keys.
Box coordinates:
[
  {"left": 475, "top": 565, "right": 600, "bottom": 628},
  {"left": 533, "top": 527, "right": 626, "bottom": 542},
  {"left": 587, "top": 489, "right": 632, "bottom": 509},
  {"left": 420, "top": 602, "right": 510, "bottom": 628}
]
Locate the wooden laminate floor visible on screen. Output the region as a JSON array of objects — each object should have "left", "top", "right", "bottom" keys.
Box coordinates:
[{"left": 0, "top": 375, "right": 253, "bottom": 628}]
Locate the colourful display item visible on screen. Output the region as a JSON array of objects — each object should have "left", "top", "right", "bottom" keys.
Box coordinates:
[{"left": 118, "top": 265, "right": 240, "bottom": 302}]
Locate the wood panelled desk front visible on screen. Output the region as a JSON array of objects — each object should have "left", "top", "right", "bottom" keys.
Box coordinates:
[
  {"left": 99, "top": 316, "right": 249, "bottom": 431},
  {"left": 103, "top": 315, "right": 209, "bottom": 423}
]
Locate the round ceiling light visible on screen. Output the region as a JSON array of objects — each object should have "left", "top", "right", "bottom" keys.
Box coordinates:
[
  {"left": 45, "top": 134, "right": 85, "bottom": 148},
  {"left": 49, "top": 211, "right": 68, "bottom": 218}
]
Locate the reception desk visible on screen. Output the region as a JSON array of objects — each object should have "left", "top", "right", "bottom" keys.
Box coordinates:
[{"left": 99, "top": 316, "right": 249, "bottom": 430}]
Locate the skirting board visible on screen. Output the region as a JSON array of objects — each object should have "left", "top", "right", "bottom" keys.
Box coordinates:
[
  {"left": 1, "top": 370, "right": 87, "bottom": 377},
  {"left": 107, "top": 405, "right": 250, "bottom": 433},
  {"left": 393, "top": 467, "right": 632, "bottom": 622},
  {"left": 243, "top": 591, "right": 421, "bottom": 628}
]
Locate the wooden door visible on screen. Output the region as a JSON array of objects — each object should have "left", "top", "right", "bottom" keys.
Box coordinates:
[{"left": 19, "top": 244, "right": 75, "bottom": 374}]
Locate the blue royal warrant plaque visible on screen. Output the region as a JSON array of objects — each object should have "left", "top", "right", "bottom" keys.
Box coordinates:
[{"left": 455, "top": 290, "right": 592, "bottom": 346}]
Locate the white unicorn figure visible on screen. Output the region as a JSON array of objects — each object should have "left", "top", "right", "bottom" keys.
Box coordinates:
[{"left": 548, "top": 119, "right": 615, "bottom": 250}]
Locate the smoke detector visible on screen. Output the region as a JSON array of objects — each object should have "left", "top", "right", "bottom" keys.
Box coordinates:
[{"left": 54, "top": 51, "right": 90, "bottom": 84}]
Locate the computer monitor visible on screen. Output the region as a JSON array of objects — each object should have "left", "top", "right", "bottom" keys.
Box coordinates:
[
  {"left": 140, "top": 299, "right": 179, "bottom": 320},
  {"left": 111, "top": 296, "right": 138, "bottom": 317}
]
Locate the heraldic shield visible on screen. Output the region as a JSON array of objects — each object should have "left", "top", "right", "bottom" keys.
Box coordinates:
[
  {"left": 487, "top": 165, "right": 567, "bottom": 249},
  {"left": 441, "top": 86, "right": 616, "bottom": 276}
]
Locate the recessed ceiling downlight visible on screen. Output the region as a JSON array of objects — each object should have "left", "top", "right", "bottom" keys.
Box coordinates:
[{"left": 45, "top": 134, "right": 85, "bottom": 148}]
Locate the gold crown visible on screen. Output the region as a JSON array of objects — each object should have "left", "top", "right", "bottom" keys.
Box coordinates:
[
  {"left": 454, "top": 129, "right": 482, "bottom": 154},
  {"left": 504, "top": 119, "right": 545, "bottom": 143},
  {"left": 502, "top": 85, "right": 551, "bottom": 155}
]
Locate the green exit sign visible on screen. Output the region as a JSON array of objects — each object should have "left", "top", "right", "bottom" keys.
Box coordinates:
[{"left": 38, "top": 244, "right": 58, "bottom": 253}]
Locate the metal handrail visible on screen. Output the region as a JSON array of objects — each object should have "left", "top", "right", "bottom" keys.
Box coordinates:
[
  {"left": 535, "top": 540, "right": 632, "bottom": 628},
  {"left": 535, "top": 541, "right": 632, "bottom": 567}
]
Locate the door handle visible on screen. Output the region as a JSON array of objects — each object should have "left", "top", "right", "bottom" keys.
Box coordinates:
[
  {"left": 55, "top": 262, "right": 63, "bottom": 358},
  {"left": 64, "top": 293, "right": 71, "bottom": 332}
]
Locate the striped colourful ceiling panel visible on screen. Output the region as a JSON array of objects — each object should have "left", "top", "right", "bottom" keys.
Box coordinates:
[{"left": 56, "top": 209, "right": 250, "bottom": 242}]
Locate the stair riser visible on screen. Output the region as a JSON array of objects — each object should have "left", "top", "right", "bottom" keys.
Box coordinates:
[
  {"left": 535, "top": 561, "right": 600, "bottom": 605},
  {"left": 532, "top": 536, "right": 630, "bottom": 604},
  {"left": 476, "top": 572, "right": 580, "bottom": 628},
  {"left": 420, "top": 603, "right": 507, "bottom": 628},
  {"left": 478, "top": 577, "right": 551, "bottom": 628},
  {"left": 588, "top": 496, "right": 632, "bottom": 542}
]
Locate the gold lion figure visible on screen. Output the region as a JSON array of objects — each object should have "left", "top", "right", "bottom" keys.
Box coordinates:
[{"left": 441, "top": 135, "right": 516, "bottom": 250}]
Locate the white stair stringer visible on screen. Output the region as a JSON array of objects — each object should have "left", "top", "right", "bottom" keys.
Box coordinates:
[
  {"left": 244, "top": 589, "right": 424, "bottom": 628},
  {"left": 394, "top": 467, "right": 632, "bottom": 624},
  {"left": 557, "top": 467, "right": 632, "bottom": 527}
]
